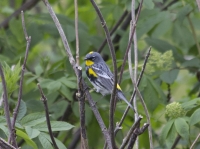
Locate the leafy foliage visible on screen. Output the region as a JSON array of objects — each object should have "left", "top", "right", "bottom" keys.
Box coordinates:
[{"left": 0, "top": 0, "right": 200, "bottom": 148}]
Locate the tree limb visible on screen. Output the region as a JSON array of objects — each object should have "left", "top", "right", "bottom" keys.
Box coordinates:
[{"left": 37, "top": 83, "right": 59, "bottom": 149}]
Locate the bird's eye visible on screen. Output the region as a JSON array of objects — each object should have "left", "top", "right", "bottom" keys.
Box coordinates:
[{"left": 91, "top": 57, "right": 95, "bottom": 61}]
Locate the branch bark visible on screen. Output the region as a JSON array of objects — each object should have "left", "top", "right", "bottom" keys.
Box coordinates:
[
  {"left": 0, "top": 65, "right": 17, "bottom": 147},
  {"left": 42, "top": 0, "right": 113, "bottom": 148},
  {"left": 37, "top": 84, "right": 59, "bottom": 149},
  {"left": 12, "top": 11, "right": 31, "bottom": 139},
  {"left": 90, "top": 0, "right": 117, "bottom": 148}
]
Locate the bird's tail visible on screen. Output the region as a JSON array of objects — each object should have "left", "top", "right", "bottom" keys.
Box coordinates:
[{"left": 117, "top": 91, "right": 135, "bottom": 112}]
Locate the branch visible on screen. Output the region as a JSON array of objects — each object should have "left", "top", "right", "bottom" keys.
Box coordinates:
[
  {"left": 74, "top": 0, "right": 79, "bottom": 65},
  {"left": 0, "top": 0, "right": 39, "bottom": 29},
  {"left": 0, "top": 138, "right": 17, "bottom": 149},
  {"left": 68, "top": 128, "right": 81, "bottom": 149},
  {"left": 127, "top": 123, "right": 149, "bottom": 149},
  {"left": 119, "top": 115, "right": 143, "bottom": 149},
  {"left": 42, "top": 0, "right": 112, "bottom": 148},
  {"left": 118, "top": 0, "right": 144, "bottom": 84},
  {"left": 12, "top": 11, "right": 31, "bottom": 138},
  {"left": 196, "top": 0, "right": 200, "bottom": 11},
  {"left": 90, "top": 0, "right": 117, "bottom": 148},
  {"left": 171, "top": 135, "right": 181, "bottom": 149},
  {"left": 0, "top": 65, "right": 17, "bottom": 147},
  {"left": 97, "top": 10, "right": 128, "bottom": 53},
  {"left": 190, "top": 133, "right": 200, "bottom": 149},
  {"left": 114, "top": 47, "right": 151, "bottom": 135},
  {"left": 76, "top": 67, "right": 89, "bottom": 149},
  {"left": 37, "top": 83, "right": 59, "bottom": 149}
]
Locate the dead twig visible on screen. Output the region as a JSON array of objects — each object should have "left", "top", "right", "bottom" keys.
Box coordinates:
[
  {"left": 90, "top": 0, "right": 117, "bottom": 148},
  {"left": 42, "top": 0, "right": 112, "bottom": 148},
  {"left": 0, "top": 65, "right": 17, "bottom": 147},
  {"left": 76, "top": 67, "right": 89, "bottom": 149},
  {"left": 12, "top": 11, "right": 31, "bottom": 140},
  {"left": 37, "top": 83, "right": 59, "bottom": 149}
]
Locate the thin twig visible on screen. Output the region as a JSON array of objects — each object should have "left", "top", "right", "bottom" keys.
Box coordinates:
[
  {"left": 76, "top": 67, "right": 89, "bottom": 149},
  {"left": 127, "top": 123, "right": 149, "bottom": 149},
  {"left": 37, "top": 83, "right": 59, "bottom": 149},
  {"left": 171, "top": 135, "right": 181, "bottom": 149},
  {"left": 0, "top": 65, "right": 17, "bottom": 147},
  {"left": 90, "top": 0, "right": 117, "bottom": 148},
  {"left": 196, "top": 0, "right": 200, "bottom": 11},
  {"left": 74, "top": 0, "right": 79, "bottom": 65},
  {"left": 190, "top": 133, "right": 200, "bottom": 149},
  {"left": 68, "top": 128, "right": 81, "bottom": 149},
  {"left": 97, "top": 10, "right": 128, "bottom": 53},
  {"left": 115, "top": 47, "right": 151, "bottom": 135},
  {"left": 83, "top": 81, "right": 113, "bottom": 149},
  {"left": 119, "top": 115, "right": 143, "bottom": 149},
  {"left": 187, "top": 14, "right": 200, "bottom": 55},
  {"left": 118, "top": 0, "right": 144, "bottom": 84},
  {"left": 42, "top": 0, "right": 113, "bottom": 148},
  {"left": 0, "top": 138, "right": 17, "bottom": 149},
  {"left": 12, "top": 11, "right": 31, "bottom": 139}
]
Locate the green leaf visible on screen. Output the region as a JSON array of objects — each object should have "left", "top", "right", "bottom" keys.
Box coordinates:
[
  {"left": 160, "top": 120, "right": 174, "bottom": 145},
  {"left": 166, "top": 124, "right": 177, "bottom": 149},
  {"left": 0, "top": 125, "right": 8, "bottom": 137},
  {"left": 59, "top": 85, "right": 73, "bottom": 101},
  {"left": 40, "top": 132, "right": 67, "bottom": 149},
  {"left": 181, "top": 98, "right": 200, "bottom": 110},
  {"left": 175, "top": 118, "right": 189, "bottom": 140},
  {"left": 33, "top": 121, "right": 74, "bottom": 132},
  {"left": 16, "top": 100, "right": 27, "bottom": 121},
  {"left": 190, "top": 108, "right": 200, "bottom": 125},
  {"left": 16, "top": 129, "right": 38, "bottom": 149},
  {"left": 143, "top": 0, "right": 154, "bottom": 9},
  {"left": 181, "top": 58, "right": 200, "bottom": 68},
  {"left": 20, "top": 112, "right": 46, "bottom": 126},
  {"left": 38, "top": 133, "right": 53, "bottom": 149},
  {"left": 47, "top": 81, "right": 61, "bottom": 91},
  {"left": 35, "top": 65, "right": 44, "bottom": 76},
  {"left": 25, "top": 126, "right": 40, "bottom": 139},
  {"left": 160, "top": 69, "right": 179, "bottom": 84},
  {"left": 58, "top": 77, "right": 77, "bottom": 89}
]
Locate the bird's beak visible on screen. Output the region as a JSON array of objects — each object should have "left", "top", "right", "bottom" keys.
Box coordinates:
[{"left": 84, "top": 57, "right": 87, "bottom": 60}]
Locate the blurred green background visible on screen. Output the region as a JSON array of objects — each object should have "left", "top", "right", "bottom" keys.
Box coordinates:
[{"left": 0, "top": 0, "right": 200, "bottom": 148}]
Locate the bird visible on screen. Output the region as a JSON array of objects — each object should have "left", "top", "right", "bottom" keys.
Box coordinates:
[{"left": 84, "top": 51, "right": 134, "bottom": 110}]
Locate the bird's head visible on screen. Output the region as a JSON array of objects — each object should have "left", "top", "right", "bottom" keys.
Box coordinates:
[{"left": 84, "top": 51, "right": 103, "bottom": 66}]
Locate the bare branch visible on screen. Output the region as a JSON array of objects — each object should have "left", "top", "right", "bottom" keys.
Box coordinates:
[
  {"left": 171, "top": 135, "right": 181, "bottom": 149},
  {"left": 196, "top": 0, "right": 200, "bottom": 11},
  {"left": 97, "top": 10, "right": 128, "bottom": 53},
  {"left": 68, "top": 128, "right": 81, "bottom": 149},
  {"left": 0, "top": 138, "right": 17, "bottom": 149},
  {"left": 76, "top": 67, "right": 89, "bottom": 149},
  {"left": 42, "top": 1, "right": 112, "bottom": 147},
  {"left": 0, "top": 65, "right": 17, "bottom": 147},
  {"left": 190, "top": 133, "right": 200, "bottom": 149},
  {"left": 90, "top": 0, "right": 117, "bottom": 148},
  {"left": 74, "top": 0, "right": 80, "bottom": 65},
  {"left": 119, "top": 115, "right": 143, "bottom": 149},
  {"left": 37, "top": 83, "right": 59, "bottom": 149},
  {"left": 127, "top": 123, "right": 149, "bottom": 149},
  {"left": 12, "top": 11, "right": 31, "bottom": 139},
  {"left": 118, "top": 0, "right": 144, "bottom": 84},
  {"left": 115, "top": 47, "right": 151, "bottom": 135}
]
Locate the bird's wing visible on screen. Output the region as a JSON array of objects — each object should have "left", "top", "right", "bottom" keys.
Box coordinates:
[{"left": 92, "top": 63, "right": 114, "bottom": 92}]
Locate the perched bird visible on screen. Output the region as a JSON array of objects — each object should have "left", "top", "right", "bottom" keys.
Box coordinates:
[{"left": 84, "top": 51, "right": 134, "bottom": 110}]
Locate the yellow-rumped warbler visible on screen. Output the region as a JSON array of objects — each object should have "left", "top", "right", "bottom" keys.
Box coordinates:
[{"left": 84, "top": 51, "right": 134, "bottom": 110}]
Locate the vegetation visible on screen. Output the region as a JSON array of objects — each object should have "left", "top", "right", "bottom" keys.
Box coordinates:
[{"left": 0, "top": 0, "right": 200, "bottom": 148}]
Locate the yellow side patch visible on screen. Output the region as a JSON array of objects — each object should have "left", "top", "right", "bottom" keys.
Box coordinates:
[
  {"left": 85, "top": 60, "right": 94, "bottom": 66},
  {"left": 117, "top": 84, "right": 122, "bottom": 91},
  {"left": 89, "top": 51, "right": 93, "bottom": 54},
  {"left": 88, "top": 68, "right": 97, "bottom": 77}
]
